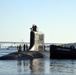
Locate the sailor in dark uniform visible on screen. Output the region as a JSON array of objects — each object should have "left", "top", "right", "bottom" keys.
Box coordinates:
[
  {"left": 23, "top": 44, "right": 26, "bottom": 51},
  {"left": 18, "top": 45, "right": 22, "bottom": 52},
  {"left": 34, "top": 25, "right": 37, "bottom": 31}
]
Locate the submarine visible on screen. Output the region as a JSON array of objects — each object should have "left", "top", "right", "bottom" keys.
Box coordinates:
[{"left": 0, "top": 25, "right": 45, "bottom": 60}]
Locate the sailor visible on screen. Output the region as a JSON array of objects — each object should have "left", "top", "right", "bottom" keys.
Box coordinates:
[
  {"left": 23, "top": 44, "right": 26, "bottom": 51},
  {"left": 26, "top": 44, "right": 28, "bottom": 50},
  {"left": 18, "top": 45, "right": 22, "bottom": 52},
  {"left": 32, "top": 25, "right": 35, "bottom": 31},
  {"left": 34, "top": 25, "right": 37, "bottom": 31}
]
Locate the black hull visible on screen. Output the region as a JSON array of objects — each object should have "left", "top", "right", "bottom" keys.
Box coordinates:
[{"left": 50, "top": 45, "right": 76, "bottom": 59}]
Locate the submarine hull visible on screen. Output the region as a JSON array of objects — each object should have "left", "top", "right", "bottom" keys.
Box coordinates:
[
  {"left": 0, "top": 53, "right": 33, "bottom": 60},
  {"left": 0, "top": 51, "right": 44, "bottom": 60},
  {"left": 50, "top": 45, "right": 76, "bottom": 59}
]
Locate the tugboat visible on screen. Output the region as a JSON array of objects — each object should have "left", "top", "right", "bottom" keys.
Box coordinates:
[{"left": 50, "top": 45, "right": 76, "bottom": 59}]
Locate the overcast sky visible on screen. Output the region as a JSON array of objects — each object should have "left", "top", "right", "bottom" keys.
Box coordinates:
[{"left": 0, "top": 0, "right": 76, "bottom": 43}]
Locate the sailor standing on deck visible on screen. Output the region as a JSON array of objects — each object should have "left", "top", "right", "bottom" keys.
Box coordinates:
[
  {"left": 18, "top": 45, "right": 22, "bottom": 52},
  {"left": 23, "top": 44, "right": 26, "bottom": 51},
  {"left": 34, "top": 25, "right": 37, "bottom": 31},
  {"left": 26, "top": 44, "right": 28, "bottom": 50}
]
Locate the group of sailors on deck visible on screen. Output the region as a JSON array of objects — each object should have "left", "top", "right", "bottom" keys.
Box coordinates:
[
  {"left": 17, "top": 44, "right": 28, "bottom": 52},
  {"left": 30, "top": 24, "right": 37, "bottom": 31}
]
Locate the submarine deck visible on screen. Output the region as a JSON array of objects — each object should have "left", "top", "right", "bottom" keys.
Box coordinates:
[{"left": 11, "top": 51, "right": 50, "bottom": 58}]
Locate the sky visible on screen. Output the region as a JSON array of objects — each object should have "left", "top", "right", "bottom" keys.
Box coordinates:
[{"left": 0, "top": 0, "right": 76, "bottom": 43}]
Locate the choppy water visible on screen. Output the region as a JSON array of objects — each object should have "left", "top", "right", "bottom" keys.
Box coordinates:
[{"left": 0, "top": 49, "right": 76, "bottom": 75}]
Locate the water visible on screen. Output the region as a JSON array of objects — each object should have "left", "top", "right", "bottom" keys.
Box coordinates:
[{"left": 0, "top": 49, "right": 76, "bottom": 75}]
